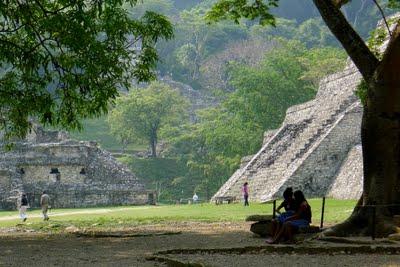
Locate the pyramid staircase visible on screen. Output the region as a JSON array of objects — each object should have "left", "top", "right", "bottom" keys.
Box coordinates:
[{"left": 212, "top": 64, "right": 363, "bottom": 202}]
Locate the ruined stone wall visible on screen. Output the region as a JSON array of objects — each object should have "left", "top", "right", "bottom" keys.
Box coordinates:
[
  {"left": 0, "top": 170, "right": 11, "bottom": 194},
  {"left": 327, "top": 145, "right": 363, "bottom": 199},
  {"left": 263, "top": 130, "right": 278, "bottom": 145},
  {"left": 22, "top": 165, "right": 85, "bottom": 184},
  {"left": 26, "top": 125, "right": 69, "bottom": 143},
  {"left": 240, "top": 155, "right": 254, "bottom": 168},
  {"left": 284, "top": 101, "right": 315, "bottom": 124},
  {"left": 267, "top": 103, "right": 362, "bottom": 200},
  {"left": 159, "top": 77, "right": 217, "bottom": 122},
  {"left": 0, "top": 136, "right": 150, "bottom": 210}
]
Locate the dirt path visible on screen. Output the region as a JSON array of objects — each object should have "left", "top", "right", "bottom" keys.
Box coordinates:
[
  {"left": 0, "top": 206, "right": 153, "bottom": 221},
  {"left": 0, "top": 222, "right": 399, "bottom": 266}
]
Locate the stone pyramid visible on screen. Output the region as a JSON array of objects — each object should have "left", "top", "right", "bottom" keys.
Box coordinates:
[
  {"left": 211, "top": 11, "right": 400, "bottom": 203},
  {"left": 212, "top": 59, "right": 365, "bottom": 202}
]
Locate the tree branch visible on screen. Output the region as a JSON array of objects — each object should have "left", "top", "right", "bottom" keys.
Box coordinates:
[
  {"left": 376, "top": 22, "right": 400, "bottom": 81},
  {"left": 372, "top": 0, "right": 392, "bottom": 37},
  {"left": 33, "top": 0, "right": 74, "bottom": 16},
  {"left": 313, "top": 0, "right": 379, "bottom": 81},
  {"left": 0, "top": 23, "right": 25, "bottom": 33},
  {"left": 34, "top": 0, "right": 50, "bottom": 17},
  {"left": 0, "top": 38, "right": 25, "bottom": 52},
  {"left": 332, "top": 0, "right": 350, "bottom": 8}
]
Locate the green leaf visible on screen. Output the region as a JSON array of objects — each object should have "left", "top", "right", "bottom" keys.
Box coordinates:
[
  {"left": 0, "top": 0, "right": 173, "bottom": 142},
  {"left": 206, "top": 0, "right": 278, "bottom": 27}
]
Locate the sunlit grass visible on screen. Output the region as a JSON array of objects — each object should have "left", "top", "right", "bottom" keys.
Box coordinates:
[{"left": 0, "top": 199, "right": 356, "bottom": 232}]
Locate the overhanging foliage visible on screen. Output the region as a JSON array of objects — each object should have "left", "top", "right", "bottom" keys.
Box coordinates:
[{"left": 0, "top": 0, "right": 173, "bottom": 140}]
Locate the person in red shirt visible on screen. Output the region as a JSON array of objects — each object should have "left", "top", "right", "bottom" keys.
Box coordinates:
[{"left": 242, "top": 182, "right": 249, "bottom": 206}]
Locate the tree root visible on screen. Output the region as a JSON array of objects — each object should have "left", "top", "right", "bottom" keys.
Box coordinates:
[
  {"left": 322, "top": 206, "right": 400, "bottom": 238},
  {"left": 153, "top": 245, "right": 400, "bottom": 256},
  {"left": 75, "top": 231, "right": 182, "bottom": 238}
]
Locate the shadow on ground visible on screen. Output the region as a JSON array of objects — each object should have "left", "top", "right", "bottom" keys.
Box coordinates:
[{"left": 0, "top": 222, "right": 399, "bottom": 266}]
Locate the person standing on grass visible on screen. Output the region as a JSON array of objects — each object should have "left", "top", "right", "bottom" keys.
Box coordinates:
[
  {"left": 242, "top": 182, "right": 249, "bottom": 206},
  {"left": 19, "top": 193, "right": 29, "bottom": 222},
  {"left": 192, "top": 193, "right": 199, "bottom": 204},
  {"left": 40, "top": 191, "right": 51, "bottom": 221}
]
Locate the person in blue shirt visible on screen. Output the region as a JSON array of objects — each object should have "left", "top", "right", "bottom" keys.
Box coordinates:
[
  {"left": 266, "top": 190, "right": 311, "bottom": 244},
  {"left": 268, "top": 187, "right": 295, "bottom": 240}
]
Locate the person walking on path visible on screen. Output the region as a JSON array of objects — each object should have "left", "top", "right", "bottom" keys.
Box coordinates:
[
  {"left": 242, "top": 182, "right": 249, "bottom": 206},
  {"left": 40, "top": 191, "right": 51, "bottom": 221},
  {"left": 19, "top": 193, "right": 29, "bottom": 222}
]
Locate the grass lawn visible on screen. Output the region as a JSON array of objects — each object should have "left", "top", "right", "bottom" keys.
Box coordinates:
[{"left": 0, "top": 199, "right": 356, "bottom": 232}]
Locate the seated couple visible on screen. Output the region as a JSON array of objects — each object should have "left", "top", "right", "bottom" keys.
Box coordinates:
[{"left": 266, "top": 188, "right": 312, "bottom": 244}]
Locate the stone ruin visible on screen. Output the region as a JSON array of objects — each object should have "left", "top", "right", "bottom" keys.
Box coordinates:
[
  {"left": 212, "top": 56, "right": 365, "bottom": 202},
  {"left": 159, "top": 76, "right": 218, "bottom": 122},
  {"left": 211, "top": 12, "right": 400, "bottom": 203},
  {"left": 0, "top": 125, "right": 153, "bottom": 210}
]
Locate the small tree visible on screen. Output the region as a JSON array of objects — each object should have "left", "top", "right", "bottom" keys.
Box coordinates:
[{"left": 108, "top": 82, "right": 189, "bottom": 157}]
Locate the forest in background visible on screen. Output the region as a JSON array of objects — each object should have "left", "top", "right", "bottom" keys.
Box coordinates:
[{"left": 71, "top": 0, "right": 396, "bottom": 202}]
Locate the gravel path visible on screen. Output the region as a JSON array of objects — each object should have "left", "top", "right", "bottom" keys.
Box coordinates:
[{"left": 0, "top": 206, "right": 151, "bottom": 221}]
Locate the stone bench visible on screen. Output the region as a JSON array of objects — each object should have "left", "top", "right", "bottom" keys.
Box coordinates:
[
  {"left": 246, "top": 214, "right": 320, "bottom": 237},
  {"left": 179, "top": 198, "right": 204, "bottom": 204},
  {"left": 298, "top": 225, "right": 321, "bottom": 234},
  {"left": 214, "top": 196, "right": 236, "bottom": 205},
  {"left": 246, "top": 215, "right": 274, "bottom": 222}
]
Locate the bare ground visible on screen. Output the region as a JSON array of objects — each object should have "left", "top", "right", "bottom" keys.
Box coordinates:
[{"left": 0, "top": 222, "right": 399, "bottom": 266}]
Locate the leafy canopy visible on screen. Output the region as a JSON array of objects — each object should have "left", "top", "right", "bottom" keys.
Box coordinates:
[
  {"left": 107, "top": 82, "right": 189, "bottom": 156},
  {"left": 0, "top": 0, "right": 173, "bottom": 140},
  {"left": 388, "top": 0, "right": 400, "bottom": 9},
  {"left": 206, "top": 0, "right": 278, "bottom": 26}
]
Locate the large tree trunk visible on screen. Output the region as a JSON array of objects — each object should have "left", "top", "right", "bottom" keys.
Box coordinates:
[
  {"left": 325, "top": 25, "right": 400, "bottom": 237},
  {"left": 312, "top": 0, "right": 378, "bottom": 80}
]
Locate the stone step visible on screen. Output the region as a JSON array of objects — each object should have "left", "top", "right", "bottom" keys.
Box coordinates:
[{"left": 213, "top": 70, "right": 362, "bottom": 201}]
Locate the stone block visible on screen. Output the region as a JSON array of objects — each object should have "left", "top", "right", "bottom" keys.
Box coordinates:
[
  {"left": 298, "top": 225, "right": 320, "bottom": 234},
  {"left": 245, "top": 214, "right": 274, "bottom": 222},
  {"left": 250, "top": 220, "right": 273, "bottom": 237}
]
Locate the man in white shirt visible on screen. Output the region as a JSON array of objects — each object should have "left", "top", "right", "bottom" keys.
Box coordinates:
[
  {"left": 40, "top": 191, "right": 51, "bottom": 221},
  {"left": 192, "top": 193, "right": 199, "bottom": 204}
]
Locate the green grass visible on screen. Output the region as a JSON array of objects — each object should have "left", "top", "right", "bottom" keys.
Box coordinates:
[
  {"left": 69, "top": 116, "right": 146, "bottom": 152},
  {"left": 0, "top": 199, "right": 356, "bottom": 233}
]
